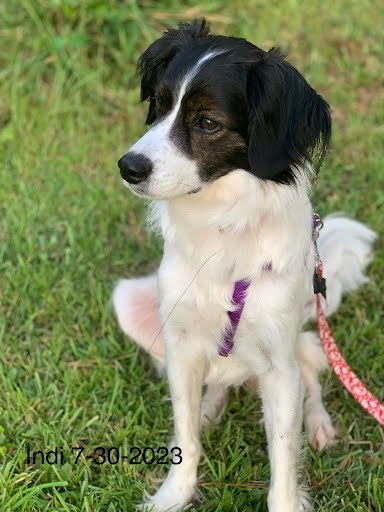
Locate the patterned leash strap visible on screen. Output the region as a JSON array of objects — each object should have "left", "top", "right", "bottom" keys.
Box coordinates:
[{"left": 313, "top": 214, "right": 384, "bottom": 426}]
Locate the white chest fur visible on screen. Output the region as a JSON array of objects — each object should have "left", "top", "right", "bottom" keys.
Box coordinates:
[{"left": 151, "top": 170, "right": 315, "bottom": 386}]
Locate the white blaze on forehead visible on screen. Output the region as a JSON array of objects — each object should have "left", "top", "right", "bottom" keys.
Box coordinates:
[
  {"left": 126, "top": 50, "right": 226, "bottom": 199},
  {"left": 130, "top": 49, "right": 225, "bottom": 152},
  {"left": 170, "top": 49, "right": 226, "bottom": 121}
]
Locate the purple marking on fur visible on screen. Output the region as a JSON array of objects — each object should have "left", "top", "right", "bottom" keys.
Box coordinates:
[
  {"left": 218, "top": 279, "right": 250, "bottom": 357},
  {"left": 312, "top": 213, "right": 322, "bottom": 229}
]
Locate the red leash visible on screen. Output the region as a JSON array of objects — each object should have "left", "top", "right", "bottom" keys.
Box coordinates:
[{"left": 316, "top": 258, "right": 384, "bottom": 426}]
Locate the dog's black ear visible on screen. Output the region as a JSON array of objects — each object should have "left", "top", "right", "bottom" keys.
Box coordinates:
[
  {"left": 138, "top": 19, "right": 210, "bottom": 125},
  {"left": 246, "top": 49, "right": 331, "bottom": 183}
]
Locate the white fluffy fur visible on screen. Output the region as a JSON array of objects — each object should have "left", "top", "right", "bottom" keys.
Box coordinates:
[
  {"left": 113, "top": 162, "right": 376, "bottom": 512},
  {"left": 304, "top": 214, "right": 377, "bottom": 321}
]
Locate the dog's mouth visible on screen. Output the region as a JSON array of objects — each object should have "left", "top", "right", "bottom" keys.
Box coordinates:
[
  {"left": 122, "top": 180, "right": 150, "bottom": 198},
  {"left": 123, "top": 179, "right": 203, "bottom": 200},
  {"left": 187, "top": 187, "right": 202, "bottom": 195}
]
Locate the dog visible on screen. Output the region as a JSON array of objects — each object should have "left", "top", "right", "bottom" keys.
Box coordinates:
[{"left": 113, "top": 19, "right": 376, "bottom": 511}]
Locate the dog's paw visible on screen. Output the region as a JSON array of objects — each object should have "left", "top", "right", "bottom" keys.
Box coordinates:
[
  {"left": 268, "top": 488, "right": 312, "bottom": 512},
  {"left": 200, "top": 385, "right": 228, "bottom": 430},
  {"left": 137, "top": 480, "right": 194, "bottom": 512},
  {"left": 200, "top": 409, "right": 224, "bottom": 430},
  {"left": 305, "top": 406, "right": 338, "bottom": 450},
  {"left": 136, "top": 497, "right": 189, "bottom": 512}
]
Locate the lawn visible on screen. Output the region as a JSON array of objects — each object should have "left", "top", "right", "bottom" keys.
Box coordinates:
[{"left": 1, "top": 1, "right": 383, "bottom": 510}]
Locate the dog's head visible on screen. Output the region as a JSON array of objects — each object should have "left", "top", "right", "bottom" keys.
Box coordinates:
[{"left": 118, "top": 19, "right": 331, "bottom": 200}]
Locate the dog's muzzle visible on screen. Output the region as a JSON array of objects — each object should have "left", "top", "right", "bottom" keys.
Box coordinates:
[{"left": 118, "top": 152, "right": 153, "bottom": 184}]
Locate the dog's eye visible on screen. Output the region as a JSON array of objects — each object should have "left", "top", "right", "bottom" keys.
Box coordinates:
[
  {"left": 197, "top": 117, "right": 221, "bottom": 133},
  {"left": 152, "top": 95, "right": 169, "bottom": 116},
  {"left": 155, "top": 97, "right": 164, "bottom": 109}
]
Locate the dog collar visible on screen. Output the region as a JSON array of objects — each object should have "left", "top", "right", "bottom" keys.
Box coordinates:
[{"left": 218, "top": 279, "right": 250, "bottom": 357}]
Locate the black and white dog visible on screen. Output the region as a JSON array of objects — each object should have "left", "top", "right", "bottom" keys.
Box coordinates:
[{"left": 113, "top": 20, "right": 376, "bottom": 512}]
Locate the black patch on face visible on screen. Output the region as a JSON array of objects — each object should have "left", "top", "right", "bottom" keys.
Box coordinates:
[
  {"left": 138, "top": 19, "right": 331, "bottom": 186},
  {"left": 167, "top": 65, "right": 251, "bottom": 182}
]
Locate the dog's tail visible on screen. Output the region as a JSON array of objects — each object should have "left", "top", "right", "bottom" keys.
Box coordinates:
[
  {"left": 112, "top": 274, "right": 166, "bottom": 366},
  {"left": 304, "top": 214, "right": 377, "bottom": 322}
]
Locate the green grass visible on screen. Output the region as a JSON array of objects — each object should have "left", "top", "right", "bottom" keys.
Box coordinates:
[{"left": 1, "top": 1, "right": 383, "bottom": 510}]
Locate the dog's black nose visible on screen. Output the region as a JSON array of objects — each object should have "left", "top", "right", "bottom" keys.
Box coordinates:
[{"left": 118, "top": 153, "right": 153, "bottom": 184}]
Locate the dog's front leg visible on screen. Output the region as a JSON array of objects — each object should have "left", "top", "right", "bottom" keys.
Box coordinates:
[
  {"left": 259, "top": 359, "right": 307, "bottom": 512},
  {"left": 139, "top": 339, "right": 205, "bottom": 512}
]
